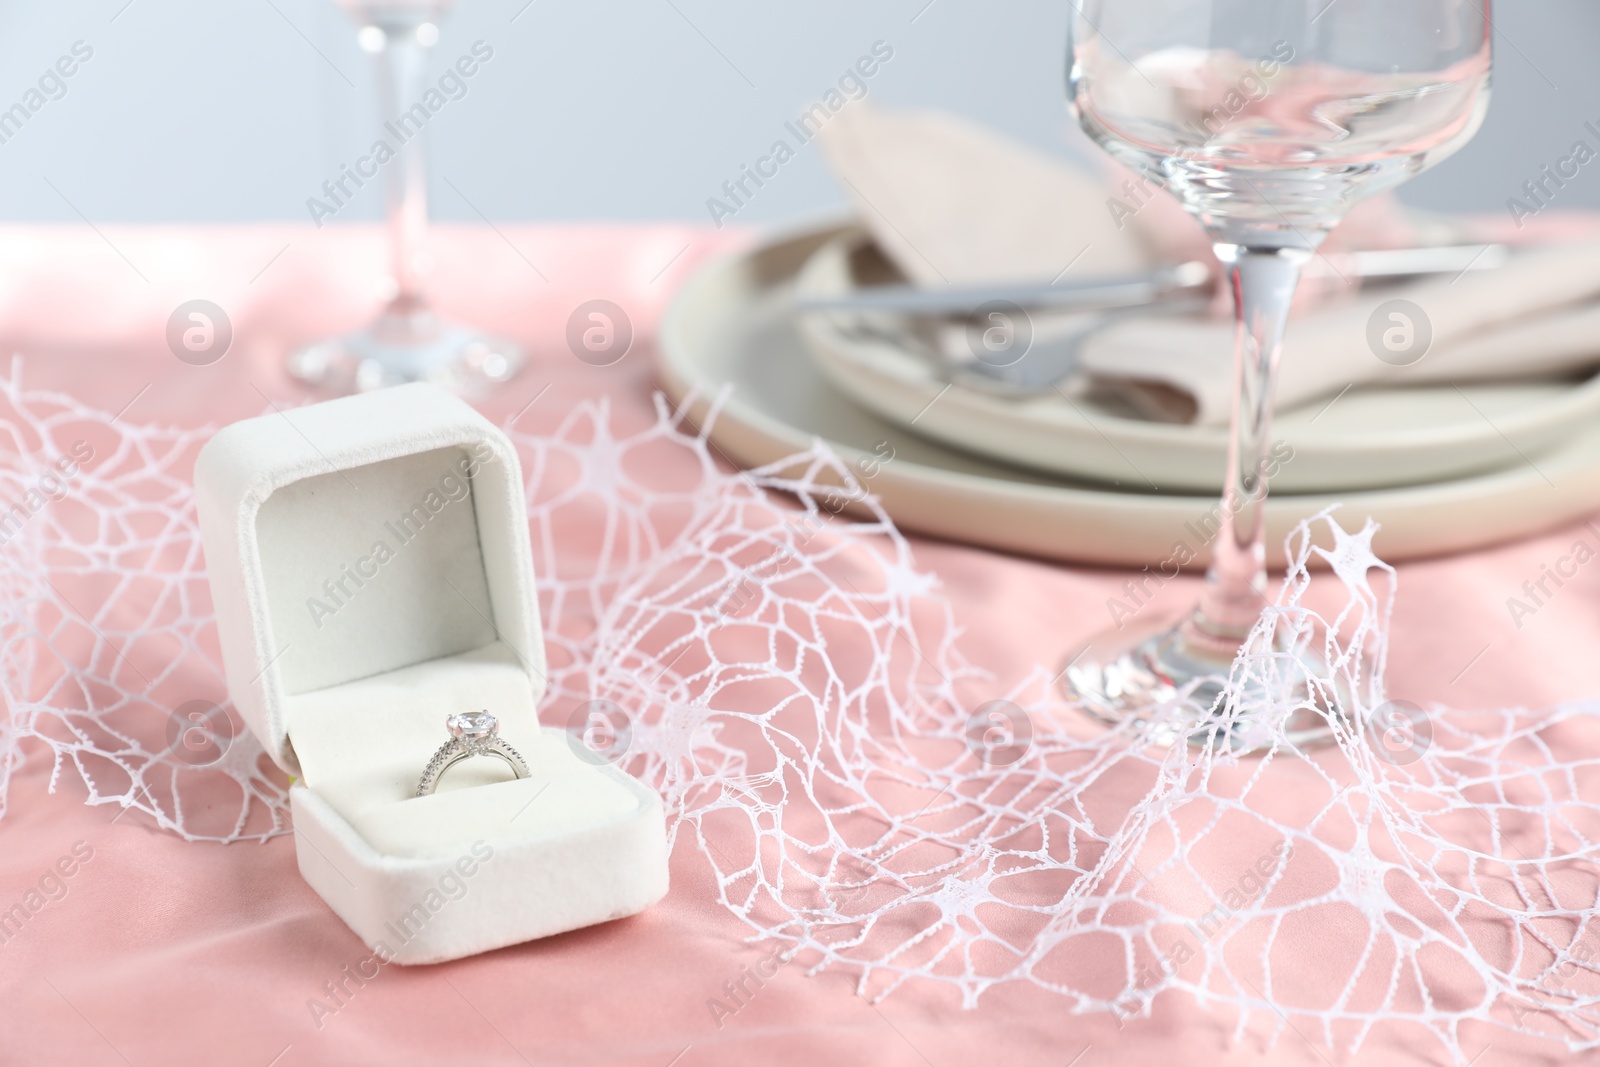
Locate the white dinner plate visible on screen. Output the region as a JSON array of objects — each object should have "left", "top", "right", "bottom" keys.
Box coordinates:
[
  {"left": 793, "top": 228, "right": 1600, "bottom": 494},
  {"left": 657, "top": 223, "right": 1600, "bottom": 568}
]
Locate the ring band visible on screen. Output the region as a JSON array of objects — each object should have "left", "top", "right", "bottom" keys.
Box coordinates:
[{"left": 416, "top": 710, "right": 530, "bottom": 797}]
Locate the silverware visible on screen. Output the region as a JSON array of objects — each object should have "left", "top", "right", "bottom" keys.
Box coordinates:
[
  {"left": 952, "top": 297, "right": 1210, "bottom": 399},
  {"left": 794, "top": 243, "right": 1508, "bottom": 319}
]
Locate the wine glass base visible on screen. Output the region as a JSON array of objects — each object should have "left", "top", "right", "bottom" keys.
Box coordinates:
[
  {"left": 288, "top": 316, "right": 523, "bottom": 397},
  {"left": 1059, "top": 610, "right": 1346, "bottom": 753}
]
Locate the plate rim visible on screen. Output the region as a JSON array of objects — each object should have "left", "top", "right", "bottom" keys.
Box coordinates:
[{"left": 657, "top": 220, "right": 1600, "bottom": 565}]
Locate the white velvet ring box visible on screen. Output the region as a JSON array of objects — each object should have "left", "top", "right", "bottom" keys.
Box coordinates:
[{"left": 195, "top": 383, "right": 669, "bottom": 964}]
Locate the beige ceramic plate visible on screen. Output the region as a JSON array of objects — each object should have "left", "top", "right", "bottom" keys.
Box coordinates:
[
  {"left": 794, "top": 228, "right": 1600, "bottom": 494},
  {"left": 657, "top": 223, "right": 1600, "bottom": 568}
]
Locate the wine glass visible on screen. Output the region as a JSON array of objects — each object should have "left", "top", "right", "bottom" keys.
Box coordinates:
[
  {"left": 289, "top": 0, "right": 524, "bottom": 395},
  {"left": 1060, "top": 1, "right": 1491, "bottom": 740}
]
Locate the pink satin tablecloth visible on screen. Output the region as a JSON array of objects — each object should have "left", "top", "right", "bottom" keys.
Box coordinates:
[{"left": 0, "top": 224, "right": 1594, "bottom": 1067}]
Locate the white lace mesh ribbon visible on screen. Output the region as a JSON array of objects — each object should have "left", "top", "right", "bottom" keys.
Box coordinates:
[{"left": 3, "top": 365, "right": 1598, "bottom": 1062}]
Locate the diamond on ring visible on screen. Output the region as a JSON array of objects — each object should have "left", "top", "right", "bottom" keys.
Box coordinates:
[{"left": 415, "top": 709, "right": 531, "bottom": 797}]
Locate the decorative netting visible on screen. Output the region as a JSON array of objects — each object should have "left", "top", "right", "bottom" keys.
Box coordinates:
[{"left": 3, "top": 363, "right": 1598, "bottom": 1063}]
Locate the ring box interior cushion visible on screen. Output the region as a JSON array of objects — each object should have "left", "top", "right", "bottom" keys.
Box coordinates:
[{"left": 195, "top": 384, "right": 669, "bottom": 964}]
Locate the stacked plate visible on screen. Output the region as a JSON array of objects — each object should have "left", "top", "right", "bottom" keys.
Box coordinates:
[{"left": 657, "top": 223, "right": 1600, "bottom": 567}]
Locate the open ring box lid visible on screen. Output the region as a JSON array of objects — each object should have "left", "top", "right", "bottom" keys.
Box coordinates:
[{"left": 195, "top": 383, "right": 668, "bottom": 964}]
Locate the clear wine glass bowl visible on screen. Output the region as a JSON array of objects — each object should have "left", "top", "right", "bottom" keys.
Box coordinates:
[
  {"left": 1059, "top": 2, "right": 1491, "bottom": 745},
  {"left": 1071, "top": 4, "right": 1491, "bottom": 240}
]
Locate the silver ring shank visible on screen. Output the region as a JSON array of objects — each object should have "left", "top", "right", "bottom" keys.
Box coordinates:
[{"left": 415, "top": 737, "right": 530, "bottom": 797}]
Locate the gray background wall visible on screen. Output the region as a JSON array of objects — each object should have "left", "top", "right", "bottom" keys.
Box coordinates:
[{"left": 0, "top": 0, "right": 1593, "bottom": 227}]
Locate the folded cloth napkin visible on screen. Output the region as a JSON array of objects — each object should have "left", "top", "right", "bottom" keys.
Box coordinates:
[{"left": 816, "top": 102, "right": 1600, "bottom": 425}]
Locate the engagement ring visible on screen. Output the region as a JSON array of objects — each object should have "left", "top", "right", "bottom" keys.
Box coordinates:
[{"left": 415, "top": 710, "right": 530, "bottom": 797}]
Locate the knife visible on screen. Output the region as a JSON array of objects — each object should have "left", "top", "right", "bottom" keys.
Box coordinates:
[{"left": 794, "top": 243, "right": 1509, "bottom": 318}]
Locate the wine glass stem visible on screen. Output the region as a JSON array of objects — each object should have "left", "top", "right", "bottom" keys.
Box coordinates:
[
  {"left": 375, "top": 24, "right": 431, "bottom": 307},
  {"left": 1191, "top": 243, "right": 1313, "bottom": 644}
]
